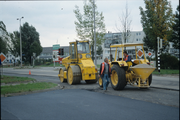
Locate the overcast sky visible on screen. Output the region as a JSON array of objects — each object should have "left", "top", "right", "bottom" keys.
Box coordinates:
[{"left": 0, "top": 0, "right": 178, "bottom": 47}]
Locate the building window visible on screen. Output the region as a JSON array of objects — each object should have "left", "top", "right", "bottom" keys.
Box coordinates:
[
  {"left": 139, "top": 38, "right": 141, "bottom": 41},
  {"left": 139, "top": 32, "right": 141, "bottom": 35},
  {"left": 136, "top": 33, "right": 138, "bottom": 36},
  {"left": 136, "top": 39, "right": 138, "bottom": 41}
]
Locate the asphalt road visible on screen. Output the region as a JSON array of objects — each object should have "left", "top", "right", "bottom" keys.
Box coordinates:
[
  {"left": 1, "top": 89, "right": 179, "bottom": 120},
  {"left": 1, "top": 67, "right": 179, "bottom": 119},
  {"left": 3, "top": 72, "right": 179, "bottom": 107}
]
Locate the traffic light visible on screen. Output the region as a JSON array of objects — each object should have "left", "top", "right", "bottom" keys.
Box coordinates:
[
  {"left": 58, "top": 48, "right": 61, "bottom": 55},
  {"left": 61, "top": 49, "right": 64, "bottom": 55},
  {"left": 162, "top": 39, "right": 165, "bottom": 47},
  {"left": 58, "top": 48, "right": 64, "bottom": 55}
]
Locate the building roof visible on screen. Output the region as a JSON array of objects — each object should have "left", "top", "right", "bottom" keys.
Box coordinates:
[{"left": 110, "top": 43, "right": 144, "bottom": 48}]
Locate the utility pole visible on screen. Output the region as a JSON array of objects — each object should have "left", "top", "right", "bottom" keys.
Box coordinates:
[
  {"left": 17, "top": 17, "right": 24, "bottom": 68},
  {"left": 93, "top": 0, "right": 97, "bottom": 66},
  {"left": 33, "top": 53, "right": 36, "bottom": 68}
]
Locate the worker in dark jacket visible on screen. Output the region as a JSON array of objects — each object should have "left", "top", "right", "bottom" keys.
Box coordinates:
[{"left": 99, "top": 58, "right": 112, "bottom": 91}]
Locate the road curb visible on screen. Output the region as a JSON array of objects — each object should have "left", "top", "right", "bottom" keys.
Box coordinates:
[
  {"left": 150, "top": 86, "right": 179, "bottom": 91},
  {"left": 3, "top": 72, "right": 57, "bottom": 77}
]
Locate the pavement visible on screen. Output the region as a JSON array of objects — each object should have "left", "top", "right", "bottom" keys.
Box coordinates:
[
  {"left": 2, "top": 67, "right": 179, "bottom": 90},
  {"left": 1, "top": 89, "right": 179, "bottom": 120},
  {"left": 150, "top": 75, "right": 179, "bottom": 90}
]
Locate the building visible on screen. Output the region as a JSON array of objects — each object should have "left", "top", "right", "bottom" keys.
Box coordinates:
[
  {"left": 102, "top": 31, "right": 145, "bottom": 60},
  {"left": 61, "top": 46, "right": 70, "bottom": 57},
  {"left": 37, "top": 46, "right": 70, "bottom": 60},
  {"left": 38, "top": 47, "right": 53, "bottom": 59},
  {"left": 168, "top": 43, "right": 179, "bottom": 59},
  {"left": 101, "top": 31, "right": 179, "bottom": 60}
]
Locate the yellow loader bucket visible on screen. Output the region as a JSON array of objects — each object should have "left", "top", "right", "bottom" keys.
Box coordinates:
[{"left": 130, "top": 64, "right": 155, "bottom": 82}]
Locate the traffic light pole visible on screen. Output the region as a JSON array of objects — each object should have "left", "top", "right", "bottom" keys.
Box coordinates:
[
  {"left": 157, "top": 37, "right": 160, "bottom": 73},
  {"left": 54, "top": 55, "right": 55, "bottom": 68},
  {"left": 54, "top": 59, "right": 55, "bottom": 68}
]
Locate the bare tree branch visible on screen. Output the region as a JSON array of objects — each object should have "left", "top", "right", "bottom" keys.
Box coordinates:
[{"left": 115, "top": 1, "right": 132, "bottom": 45}]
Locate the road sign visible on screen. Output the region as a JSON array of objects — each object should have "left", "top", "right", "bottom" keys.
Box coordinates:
[
  {"left": 33, "top": 53, "right": 36, "bottom": 59},
  {"left": 148, "top": 52, "right": 152, "bottom": 57},
  {"left": 0, "top": 53, "right": 7, "bottom": 63},
  {"left": 137, "top": 49, "right": 143, "bottom": 58},
  {"left": 53, "top": 44, "right": 60, "bottom": 50}
]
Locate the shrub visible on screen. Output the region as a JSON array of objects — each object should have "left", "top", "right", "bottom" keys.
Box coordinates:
[
  {"left": 45, "top": 62, "right": 51, "bottom": 65},
  {"left": 160, "top": 53, "right": 179, "bottom": 69}
]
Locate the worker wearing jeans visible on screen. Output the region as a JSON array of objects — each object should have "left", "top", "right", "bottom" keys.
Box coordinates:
[
  {"left": 99, "top": 58, "right": 112, "bottom": 90},
  {"left": 102, "top": 74, "right": 110, "bottom": 90}
]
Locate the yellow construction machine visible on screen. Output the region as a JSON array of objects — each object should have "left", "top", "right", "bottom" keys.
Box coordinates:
[
  {"left": 58, "top": 40, "right": 98, "bottom": 85},
  {"left": 98, "top": 43, "right": 156, "bottom": 90}
]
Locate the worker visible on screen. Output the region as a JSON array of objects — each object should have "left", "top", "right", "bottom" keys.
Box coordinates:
[
  {"left": 99, "top": 58, "right": 112, "bottom": 91},
  {"left": 123, "top": 51, "right": 131, "bottom": 62}
]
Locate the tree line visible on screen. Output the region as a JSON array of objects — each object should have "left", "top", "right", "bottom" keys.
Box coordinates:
[{"left": 0, "top": 21, "right": 42, "bottom": 65}]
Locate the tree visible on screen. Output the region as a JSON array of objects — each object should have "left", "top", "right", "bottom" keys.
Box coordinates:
[
  {"left": 96, "top": 46, "right": 103, "bottom": 55},
  {"left": 74, "top": 0, "right": 106, "bottom": 60},
  {"left": 168, "top": 5, "right": 179, "bottom": 49},
  {"left": 115, "top": 1, "right": 132, "bottom": 46},
  {"left": 139, "top": 0, "right": 173, "bottom": 68},
  {"left": 0, "top": 21, "right": 9, "bottom": 54},
  {"left": 9, "top": 22, "right": 42, "bottom": 65},
  {"left": 8, "top": 31, "right": 20, "bottom": 58}
]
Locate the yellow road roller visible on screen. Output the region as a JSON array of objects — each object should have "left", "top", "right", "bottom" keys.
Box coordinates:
[
  {"left": 58, "top": 40, "right": 98, "bottom": 85},
  {"left": 98, "top": 43, "right": 156, "bottom": 90}
]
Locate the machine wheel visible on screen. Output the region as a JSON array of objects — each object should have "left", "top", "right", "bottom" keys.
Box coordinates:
[
  {"left": 111, "top": 65, "right": 126, "bottom": 90},
  {"left": 98, "top": 77, "right": 103, "bottom": 87},
  {"left": 148, "top": 74, "right": 152, "bottom": 85},
  {"left": 67, "top": 65, "right": 81, "bottom": 85},
  {"left": 59, "top": 68, "right": 67, "bottom": 83},
  {"left": 85, "top": 74, "right": 98, "bottom": 84}
]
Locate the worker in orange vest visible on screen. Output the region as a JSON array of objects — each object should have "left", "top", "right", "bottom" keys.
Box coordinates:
[
  {"left": 99, "top": 58, "right": 112, "bottom": 91},
  {"left": 123, "top": 51, "right": 131, "bottom": 62}
]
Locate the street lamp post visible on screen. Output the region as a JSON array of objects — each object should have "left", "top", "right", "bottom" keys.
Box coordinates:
[
  {"left": 17, "top": 17, "right": 24, "bottom": 68},
  {"left": 93, "top": 0, "right": 97, "bottom": 66}
]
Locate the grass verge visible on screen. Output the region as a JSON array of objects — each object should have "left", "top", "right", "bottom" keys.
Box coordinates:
[
  {"left": 152, "top": 69, "right": 179, "bottom": 74},
  {"left": 1, "top": 75, "right": 36, "bottom": 84},
  {"left": 1, "top": 82, "right": 57, "bottom": 95},
  {"left": 97, "top": 64, "right": 100, "bottom": 68}
]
